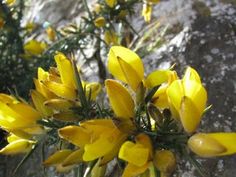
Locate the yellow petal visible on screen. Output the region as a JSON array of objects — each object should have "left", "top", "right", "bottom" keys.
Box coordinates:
[
  {"left": 9, "top": 130, "right": 32, "bottom": 139},
  {"left": 117, "top": 57, "right": 143, "bottom": 91},
  {"left": 205, "top": 133, "right": 236, "bottom": 156},
  {"left": 105, "top": 0, "right": 117, "bottom": 8},
  {"left": 183, "top": 67, "right": 201, "bottom": 83},
  {"left": 44, "top": 98, "right": 74, "bottom": 111},
  {"left": 108, "top": 46, "right": 144, "bottom": 88},
  {"left": 62, "top": 149, "right": 84, "bottom": 166},
  {"left": 152, "top": 85, "right": 169, "bottom": 109},
  {"left": 31, "top": 90, "right": 53, "bottom": 116},
  {"left": 105, "top": 79, "right": 134, "bottom": 119},
  {"left": 83, "top": 132, "right": 116, "bottom": 161},
  {"left": 22, "top": 125, "right": 45, "bottom": 135},
  {"left": 142, "top": 4, "right": 152, "bottom": 23},
  {"left": 24, "top": 40, "right": 46, "bottom": 55},
  {"left": 153, "top": 150, "right": 176, "bottom": 174},
  {"left": 91, "top": 159, "right": 107, "bottom": 177},
  {"left": 119, "top": 141, "right": 149, "bottom": 167},
  {"left": 94, "top": 17, "right": 106, "bottom": 28},
  {"left": 84, "top": 82, "right": 101, "bottom": 100},
  {"left": 183, "top": 80, "right": 207, "bottom": 116},
  {"left": 33, "top": 78, "right": 56, "bottom": 99},
  {"left": 145, "top": 70, "right": 171, "bottom": 88},
  {"left": 80, "top": 119, "right": 116, "bottom": 133},
  {"left": 180, "top": 96, "right": 201, "bottom": 133},
  {"left": 100, "top": 133, "right": 127, "bottom": 165},
  {"left": 7, "top": 103, "right": 41, "bottom": 122},
  {"left": 135, "top": 133, "right": 153, "bottom": 159},
  {"left": 38, "top": 67, "right": 49, "bottom": 81},
  {"left": 188, "top": 133, "right": 227, "bottom": 157},
  {"left": 122, "top": 162, "right": 150, "bottom": 177},
  {"left": 54, "top": 52, "right": 77, "bottom": 89},
  {"left": 58, "top": 126, "right": 90, "bottom": 147},
  {"left": 46, "top": 27, "right": 56, "bottom": 41},
  {"left": 166, "top": 80, "right": 184, "bottom": 119},
  {"left": 43, "top": 149, "right": 72, "bottom": 166},
  {"left": 0, "top": 93, "right": 16, "bottom": 103},
  {"left": 7, "top": 134, "right": 22, "bottom": 143},
  {"left": 43, "top": 81, "right": 77, "bottom": 100},
  {"left": 0, "top": 139, "right": 35, "bottom": 155},
  {"left": 56, "top": 163, "right": 75, "bottom": 173}
]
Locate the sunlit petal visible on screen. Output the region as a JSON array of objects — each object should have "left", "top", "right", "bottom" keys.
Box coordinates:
[
  {"left": 58, "top": 126, "right": 90, "bottom": 147},
  {"left": 105, "top": 79, "right": 134, "bottom": 119},
  {"left": 43, "top": 149, "right": 72, "bottom": 166},
  {"left": 108, "top": 46, "right": 144, "bottom": 86}
]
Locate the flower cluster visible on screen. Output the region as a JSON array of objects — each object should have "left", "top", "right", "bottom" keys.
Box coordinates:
[{"left": 1, "top": 46, "right": 236, "bottom": 177}]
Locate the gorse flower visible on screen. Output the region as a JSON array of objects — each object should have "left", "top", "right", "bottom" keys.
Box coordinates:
[
  {"left": 31, "top": 52, "right": 101, "bottom": 120},
  {"left": 24, "top": 40, "right": 47, "bottom": 56},
  {"left": 57, "top": 119, "right": 127, "bottom": 165},
  {"left": 166, "top": 67, "right": 207, "bottom": 133},
  {"left": 142, "top": 0, "right": 160, "bottom": 22},
  {"left": 188, "top": 133, "right": 236, "bottom": 157}
]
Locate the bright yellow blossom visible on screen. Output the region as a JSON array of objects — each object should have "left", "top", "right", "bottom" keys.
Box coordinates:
[
  {"left": 166, "top": 67, "right": 207, "bottom": 133},
  {"left": 188, "top": 133, "right": 236, "bottom": 157},
  {"left": 142, "top": 4, "right": 152, "bottom": 23},
  {"left": 94, "top": 16, "right": 106, "bottom": 28},
  {"left": 108, "top": 46, "right": 144, "bottom": 91},
  {"left": 119, "top": 133, "right": 153, "bottom": 177},
  {"left": 105, "top": 0, "right": 117, "bottom": 8},
  {"left": 46, "top": 27, "right": 56, "bottom": 41},
  {"left": 24, "top": 40, "right": 47, "bottom": 55},
  {"left": 0, "top": 139, "right": 36, "bottom": 155},
  {"left": 58, "top": 119, "right": 127, "bottom": 164},
  {"left": 153, "top": 150, "right": 176, "bottom": 177},
  {"left": 0, "top": 93, "right": 42, "bottom": 134},
  {"left": 145, "top": 70, "right": 178, "bottom": 109}
]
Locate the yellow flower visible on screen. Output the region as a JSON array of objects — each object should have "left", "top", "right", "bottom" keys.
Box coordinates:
[
  {"left": 107, "top": 46, "right": 177, "bottom": 107},
  {"left": 188, "top": 133, "right": 236, "bottom": 157},
  {"left": 94, "top": 16, "right": 106, "bottom": 28},
  {"left": 46, "top": 27, "right": 56, "bottom": 41},
  {"left": 145, "top": 70, "right": 178, "bottom": 109},
  {"left": 5, "top": 0, "right": 16, "bottom": 6},
  {"left": 0, "top": 93, "right": 42, "bottom": 134},
  {"left": 105, "top": 0, "right": 117, "bottom": 8},
  {"left": 108, "top": 46, "right": 144, "bottom": 91},
  {"left": 58, "top": 119, "right": 127, "bottom": 164},
  {"left": 104, "top": 30, "right": 118, "bottom": 45},
  {"left": 105, "top": 79, "right": 136, "bottom": 133},
  {"left": 0, "top": 139, "right": 36, "bottom": 155},
  {"left": 30, "top": 90, "right": 53, "bottom": 117},
  {"left": 43, "top": 149, "right": 76, "bottom": 172},
  {"left": 24, "top": 40, "right": 47, "bottom": 55},
  {"left": 119, "top": 133, "right": 153, "bottom": 177},
  {"left": 153, "top": 150, "right": 176, "bottom": 177},
  {"left": 142, "top": 4, "right": 152, "bottom": 23},
  {"left": 166, "top": 67, "right": 207, "bottom": 133}
]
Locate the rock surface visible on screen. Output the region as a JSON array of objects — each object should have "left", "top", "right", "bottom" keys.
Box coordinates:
[{"left": 1, "top": 0, "right": 236, "bottom": 177}]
